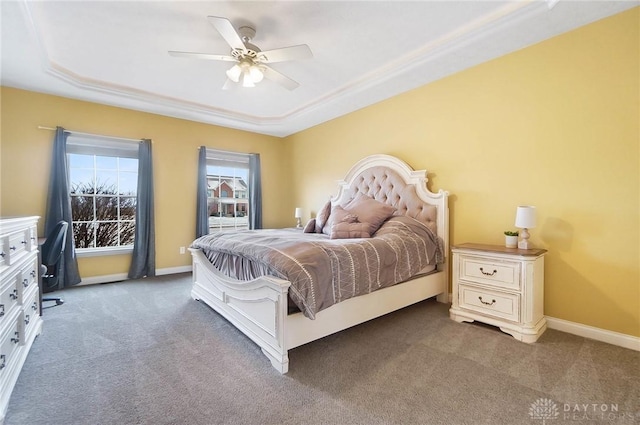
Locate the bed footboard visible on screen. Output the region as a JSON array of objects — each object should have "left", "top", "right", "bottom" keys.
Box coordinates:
[{"left": 190, "top": 248, "right": 292, "bottom": 373}]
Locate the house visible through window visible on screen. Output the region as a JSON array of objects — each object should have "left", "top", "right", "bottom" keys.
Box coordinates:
[
  {"left": 206, "top": 150, "right": 250, "bottom": 233},
  {"left": 67, "top": 135, "right": 139, "bottom": 252}
]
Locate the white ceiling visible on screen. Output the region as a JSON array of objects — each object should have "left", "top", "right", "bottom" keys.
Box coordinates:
[{"left": 1, "top": 1, "right": 636, "bottom": 137}]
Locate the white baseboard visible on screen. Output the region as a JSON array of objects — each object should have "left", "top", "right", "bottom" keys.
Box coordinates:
[
  {"left": 545, "top": 316, "right": 639, "bottom": 352},
  {"left": 76, "top": 265, "right": 192, "bottom": 286},
  {"left": 446, "top": 293, "right": 638, "bottom": 351}
]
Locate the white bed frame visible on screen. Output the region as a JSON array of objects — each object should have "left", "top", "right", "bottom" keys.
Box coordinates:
[{"left": 190, "top": 154, "right": 449, "bottom": 373}]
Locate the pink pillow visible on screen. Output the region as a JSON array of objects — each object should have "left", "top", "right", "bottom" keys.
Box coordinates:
[
  {"left": 343, "top": 195, "right": 396, "bottom": 235},
  {"left": 315, "top": 200, "right": 332, "bottom": 233},
  {"left": 329, "top": 206, "right": 371, "bottom": 239},
  {"left": 303, "top": 218, "right": 316, "bottom": 233}
]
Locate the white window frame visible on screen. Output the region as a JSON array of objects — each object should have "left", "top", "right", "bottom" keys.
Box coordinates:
[
  {"left": 67, "top": 134, "right": 140, "bottom": 257},
  {"left": 206, "top": 149, "right": 251, "bottom": 233}
]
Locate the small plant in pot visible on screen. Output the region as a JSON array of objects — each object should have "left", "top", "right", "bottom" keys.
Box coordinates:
[{"left": 504, "top": 230, "right": 519, "bottom": 248}]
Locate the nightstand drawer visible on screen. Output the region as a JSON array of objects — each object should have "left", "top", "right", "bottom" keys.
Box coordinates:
[
  {"left": 460, "top": 256, "right": 520, "bottom": 290},
  {"left": 458, "top": 284, "right": 520, "bottom": 322}
]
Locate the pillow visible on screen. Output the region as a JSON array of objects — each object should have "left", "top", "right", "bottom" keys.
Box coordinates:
[
  {"left": 343, "top": 194, "right": 396, "bottom": 235},
  {"left": 314, "top": 200, "right": 332, "bottom": 233},
  {"left": 303, "top": 218, "right": 316, "bottom": 233},
  {"left": 329, "top": 206, "right": 371, "bottom": 239}
]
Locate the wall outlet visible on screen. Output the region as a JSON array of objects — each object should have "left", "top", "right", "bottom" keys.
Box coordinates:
[{"left": 179, "top": 246, "right": 186, "bottom": 254}]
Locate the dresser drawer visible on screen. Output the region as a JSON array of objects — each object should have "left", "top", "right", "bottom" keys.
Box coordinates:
[
  {"left": 18, "top": 256, "right": 39, "bottom": 300},
  {"left": 0, "top": 313, "right": 22, "bottom": 382},
  {"left": 0, "top": 270, "right": 21, "bottom": 327},
  {"left": 459, "top": 255, "right": 521, "bottom": 290},
  {"left": 4, "top": 230, "right": 30, "bottom": 266},
  {"left": 20, "top": 288, "right": 40, "bottom": 345},
  {"left": 458, "top": 284, "right": 520, "bottom": 322}
]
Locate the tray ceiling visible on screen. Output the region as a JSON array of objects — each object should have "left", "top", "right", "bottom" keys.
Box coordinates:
[{"left": 1, "top": 1, "right": 636, "bottom": 137}]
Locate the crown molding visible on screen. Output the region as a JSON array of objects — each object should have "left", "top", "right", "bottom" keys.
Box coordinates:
[{"left": 19, "top": 0, "right": 558, "bottom": 136}]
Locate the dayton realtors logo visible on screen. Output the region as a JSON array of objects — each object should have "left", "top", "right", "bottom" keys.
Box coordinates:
[
  {"left": 529, "top": 398, "right": 637, "bottom": 423},
  {"left": 529, "top": 398, "right": 559, "bottom": 424}
]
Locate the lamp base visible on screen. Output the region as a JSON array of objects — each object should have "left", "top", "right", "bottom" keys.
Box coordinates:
[
  {"left": 518, "top": 239, "right": 531, "bottom": 249},
  {"left": 296, "top": 218, "right": 302, "bottom": 228}
]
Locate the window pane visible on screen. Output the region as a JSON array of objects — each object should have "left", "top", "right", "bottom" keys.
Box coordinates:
[
  {"left": 73, "top": 222, "right": 95, "bottom": 249},
  {"left": 71, "top": 196, "right": 94, "bottom": 221},
  {"left": 119, "top": 157, "right": 138, "bottom": 172},
  {"left": 95, "top": 156, "right": 117, "bottom": 170},
  {"left": 119, "top": 171, "right": 137, "bottom": 195},
  {"left": 69, "top": 169, "right": 95, "bottom": 194},
  {"left": 95, "top": 222, "right": 120, "bottom": 247},
  {"left": 119, "top": 221, "right": 135, "bottom": 246},
  {"left": 94, "top": 196, "right": 118, "bottom": 220},
  {"left": 120, "top": 197, "right": 136, "bottom": 220},
  {"left": 96, "top": 173, "right": 118, "bottom": 194}
]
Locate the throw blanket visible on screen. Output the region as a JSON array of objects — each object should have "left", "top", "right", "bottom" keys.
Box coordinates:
[{"left": 191, "top": 216, "right": 443, "bottom": 319}]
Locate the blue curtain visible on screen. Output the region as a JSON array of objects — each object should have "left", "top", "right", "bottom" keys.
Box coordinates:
[
  {"left": 44, "top": 127, "right": 81, "bottom": 287},
  {"left": 128, "top": 139, "right": 155, "bottom": 279},
  {"left": 248, "top": 153, "right": 262, "bottom": 229},
  {"left": 196, "top": 146, "right": 208, "bottom": 238}
]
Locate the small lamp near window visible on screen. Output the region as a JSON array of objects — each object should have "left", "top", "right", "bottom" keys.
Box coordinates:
[
  {"left": 294, "top": 208, "right": 303, "bottom": 228},
  {"left": 515, "top": 206, "right": 537, "bottom": 249}
]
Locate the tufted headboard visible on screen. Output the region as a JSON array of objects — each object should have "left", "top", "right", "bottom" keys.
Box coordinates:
[{"left": 332, "top": 154, "right": 448, "bottom": 239}]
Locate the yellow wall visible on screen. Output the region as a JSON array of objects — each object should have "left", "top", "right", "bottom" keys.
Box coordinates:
[
  {"left": 1, "top": 8, "right": 637, "bottom": 337},
  {"left": 0, "top": 88, "right": 292, "bottom": 277},
  {"left": 286, "top": 8, "right": 639, "bottom": 337}
]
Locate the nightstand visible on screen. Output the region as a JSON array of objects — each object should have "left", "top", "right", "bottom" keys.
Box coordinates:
[{"left": 449, "top": 243, "right": 547, "bottom": 343}]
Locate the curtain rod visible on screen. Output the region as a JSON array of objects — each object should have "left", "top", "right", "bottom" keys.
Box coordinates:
[{"left": 37, "top": 126, "right": 144, "bottom": 144}]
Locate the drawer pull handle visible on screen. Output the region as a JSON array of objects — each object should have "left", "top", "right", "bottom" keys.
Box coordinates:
[
  {"left": 32, "top": 301, "right": 38, "bottom": 311},
  {"left": 479, "top": 267, "right": 497, "bottom": 276},
  {"left": 23, "top": 278, "right": 29, "bottom": 287},
  {"left": 24, "top": 314, "right": 30, "bottom": 325},
  {"left": 21, "top": 240, "right": 27, "bottom": 245},
  {"left": 0, "top": 304, "right": 4, "bottom": 317},
  {"left": 9, "top": 289, "right": 18, "bottom": 300},
  {"left": 479, "top": 296, "right": 496, "bottom": 306},
  {"left": 0, "top": 354, "right": 5, "bottom": 370},
  {"left": 9, "top": 246, "right": 16, "bottom": 251},
  {"left": 11, "top": 332, "right": 20, "bottom": 344},
  {"left": 30, "top": 270, "right": 37, "bottom": 277}
]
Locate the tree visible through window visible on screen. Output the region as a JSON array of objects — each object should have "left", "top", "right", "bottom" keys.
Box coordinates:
[{"left": 69, "top": 154, "right": 138, "bottom": 249}]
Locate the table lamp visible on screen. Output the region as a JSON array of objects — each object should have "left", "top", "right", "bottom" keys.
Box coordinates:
[
  {"left": 295, "top": 207, "right": 302, "bottom": 228},
  {"left": 515, "top": 206, "right": 536, "bottom": 249}
]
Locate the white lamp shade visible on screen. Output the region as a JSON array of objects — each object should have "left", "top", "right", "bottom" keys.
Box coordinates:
[
  {"left": 226, "top": 64, "right": 242, "bottom": 83},
  {"left": 294, "top": 208, "right": 302, "bottom": 219},
  {"left": 515, "top": 206, "right": 537, "bottom": 229},
  {"left": 249, "top": 66, "right": 264, "bottom": 83}
]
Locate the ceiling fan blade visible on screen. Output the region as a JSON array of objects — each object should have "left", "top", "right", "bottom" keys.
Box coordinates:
[
  {"left": 168, "top": 51, "right": 236, "bottom": 62},
  {"left": 207, "top": 16, "right": 246, "bottom": 52},
  {"left": 258, "top": 44, "right": 313, "bottom": 63},
  {"left": 262, "top": 65, "right": 300, "bottom": 91}
]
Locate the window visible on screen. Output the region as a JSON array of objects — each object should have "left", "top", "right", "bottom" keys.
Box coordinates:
[
  {"left": 67, "top": 135, "right": 139, "bottom": 252},
  {"left": 206, "top": 150, "right": 251, "bottom": 233}
]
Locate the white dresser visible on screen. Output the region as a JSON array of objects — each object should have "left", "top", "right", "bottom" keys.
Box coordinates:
[
  {"left": 0, "top": 217, "right": 43, "bottom": 424},
  {"left": 449, "top": 243, "right": 547, "bottom": 343}
]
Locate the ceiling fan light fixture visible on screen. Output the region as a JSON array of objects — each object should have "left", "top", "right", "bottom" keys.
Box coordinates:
[
  {"left": 249, "top": 65, "right": 264, "bottom": 83},
  {"left": 226, "top": 64, "right": 242, "bottom": 82},
  {"left": 241, "top": 69, "right": 255, "bottom": 87}
]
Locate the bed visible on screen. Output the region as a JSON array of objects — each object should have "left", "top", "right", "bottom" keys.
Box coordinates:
[{"left": 190, "top": 154, "right": 449, "bottom": 373}]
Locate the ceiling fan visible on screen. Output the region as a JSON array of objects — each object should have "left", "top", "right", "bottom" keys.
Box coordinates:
[{"left": 169, "top": 16, "right": 313, "bottom": 91}]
